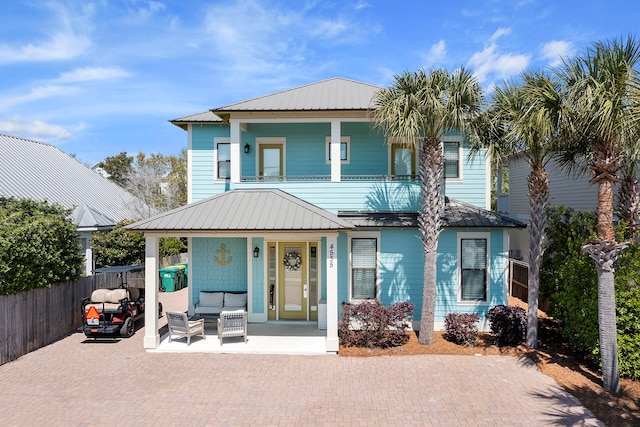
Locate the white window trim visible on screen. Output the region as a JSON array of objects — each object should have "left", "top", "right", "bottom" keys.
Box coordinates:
[
  {"left": 348, "top": 231, "right": 380, "bottom": 301},
  {"left": 214, "top": 137, "right": 230, "bottom": 181},
  {"left": 442, "top": 135, "right": 463, "bottom": 182},
  {"left": 457, "top": 231, "right": 490, "bottom": 305},
  {"left": 325, "top": 136, "right": 350, "bottom": 164},
  {"left": 256, "top": 137, "right": 287, "bottom": 177}
]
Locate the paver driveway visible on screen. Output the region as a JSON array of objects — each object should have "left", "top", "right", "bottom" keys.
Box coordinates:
[{"left": 0, "top": 289, "right": 601, "bottom": 426}]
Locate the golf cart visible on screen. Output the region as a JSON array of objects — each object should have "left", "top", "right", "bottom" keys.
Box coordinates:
[{"left": 82, "top": 265, "right": 162, "bottom": 338}]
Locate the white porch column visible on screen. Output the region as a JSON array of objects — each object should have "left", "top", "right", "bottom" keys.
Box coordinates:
[
  {"left": 230, "top": 120, "right": 242, "bottom": 182},
  {"left": 325, "top": 233, "right": 339, "bottom": 352},
  {"left": 143, "top": 235, "right": 160, "bottom": 349},
  {"left": 330, "top": 120, "right": 341, "bottom": 182}
]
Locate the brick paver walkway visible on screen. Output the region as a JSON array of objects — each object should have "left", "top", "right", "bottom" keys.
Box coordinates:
[{"left": 0, "top": 289, "right": 602, "bottom": 426}]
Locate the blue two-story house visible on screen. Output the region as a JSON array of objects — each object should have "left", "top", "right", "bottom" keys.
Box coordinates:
[{"left": 129, "top": 77, "right": 524, "bottom": 353}]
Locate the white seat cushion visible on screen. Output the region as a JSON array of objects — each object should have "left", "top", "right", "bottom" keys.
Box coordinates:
[
  {"left": 199, "top": 291, "right": 224, "bottom": 307},
  {"left": 224, "top": 292, "right": 247, "bottom": 308}
]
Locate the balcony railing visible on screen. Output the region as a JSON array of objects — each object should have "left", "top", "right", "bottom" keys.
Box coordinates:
[{"left": 240, "top": 174, "right": 418, "bottom": 182}]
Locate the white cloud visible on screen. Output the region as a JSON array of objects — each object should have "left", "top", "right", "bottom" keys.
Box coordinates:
[
  {"left": 58, "top": 67, "right": 130, "bottom": 83},
  {"left": 0, "top": 85, "right": 79, "bottom": 111},
  {"left": 0, "top": 32, "right": 91, "bottom": 64},
  {"left": 422, "top": 40, "right": 447, "bottom": 68},
  {"left": 200, "top": 0, "right": 365, "bottom": 88},
  {"left": 0, "top": 115, "right": 73, "bottom": 141},
  {"left": 540, "top": 40, "right": 574, "bottom": 67},
  {"left": 467, "top": 28, "right": 530, "bottom": 85},
  {"left": 490, "top": 27, "right": 512, "bottom": 43}
]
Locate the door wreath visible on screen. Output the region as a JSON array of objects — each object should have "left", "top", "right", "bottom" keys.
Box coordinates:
[{"left": 283, "top": 252, "right": 302, "bottom": 271}]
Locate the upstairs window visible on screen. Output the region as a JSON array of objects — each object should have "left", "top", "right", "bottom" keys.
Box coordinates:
[
  {"left": 216, "top": 143, "right": 230, "bottom": 179},
  {"left": 391, "top": 143, "right": 416, "bottom": 179},
  {"left": 326, "top": 137, "right": 350, "bottom": 164},
  {"left": 443, "top": 141, "right": 460, "bottom": 179}
]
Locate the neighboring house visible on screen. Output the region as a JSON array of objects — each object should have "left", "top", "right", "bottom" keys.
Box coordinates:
[
  {"left": 498, "top": 156, "right": 598, "bottom": 261},
  {"left": 128, "top": 77, "right": 524, "bottom": 353},
  {"left": 91, "top": 164, "right": 111, "bottom": 179},
  {"left": 0, "top": 134, "right": 146, "bottom": 275}
]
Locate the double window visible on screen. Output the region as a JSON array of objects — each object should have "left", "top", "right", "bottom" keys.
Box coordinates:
[
  {"left": 460, "top": 236, "right": 488, "bottom": 302},
  {"left": 350, "top": 237, "right": 377, "bottom": 300}
]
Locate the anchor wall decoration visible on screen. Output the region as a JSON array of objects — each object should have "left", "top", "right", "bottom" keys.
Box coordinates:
[{"left": 214, "top": 243, "right": 233, "bottom": 265}]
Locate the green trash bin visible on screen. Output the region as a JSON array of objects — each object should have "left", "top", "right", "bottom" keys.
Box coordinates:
[
  {"left": 176, "top": 262, "right": 188, "bottom": 278},
  {"left": 159, "top": 267, "right": 180, "bottom": 292},
  {"left": 172, "top": 265, "right": 186, "bottom": 290}
]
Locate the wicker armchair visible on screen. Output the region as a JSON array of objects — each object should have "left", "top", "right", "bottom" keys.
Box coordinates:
[
  {"left": 166, "top": 311, "right": 206, "bottom": 345},
  {"left": 217, "top": 310, "right": 248, "bottom": 345}
]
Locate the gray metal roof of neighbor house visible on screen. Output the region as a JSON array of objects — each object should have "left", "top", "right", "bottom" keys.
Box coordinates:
[
  {"left": 126, "top": 189, "right": 355, "bottom": 232},
  {"left": 0, "top": 134, "right": 146, "bottom": 229},
  {"left": 338, "top": 198, "right": 527, "bottom": 229}
]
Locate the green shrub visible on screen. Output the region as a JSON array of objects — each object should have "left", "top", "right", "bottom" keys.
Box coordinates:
[
  {"left": 541, "top": 206, "right": 640, "bottom": 379},
  {"left": 444, "top": 312, "right": 480, "bottom": 347},
  {"left": 339, "top": 301, "right": 414, "bottom": 348},
  {"left": 0, "top": 197, "right": 83, "bottom": 295},
  {"left": 91, "top": 220, "right": 145, "bottom": 268},
  {"left": 486, "top": 305, "right": 526, "bottom": 346}
]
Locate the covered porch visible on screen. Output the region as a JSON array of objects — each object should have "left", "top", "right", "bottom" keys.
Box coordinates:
[{"left": 126, "top": 189, "right": 354, "bottom": 354}]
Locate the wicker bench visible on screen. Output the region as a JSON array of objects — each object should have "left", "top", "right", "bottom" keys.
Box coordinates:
[{"left": 217, "top": 310, "right": 247, "bottom": 345}]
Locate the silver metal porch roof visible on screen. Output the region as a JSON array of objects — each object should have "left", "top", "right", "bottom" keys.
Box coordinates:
[{"left": 126, "top": 189, "right": 354, "bottom": 232}]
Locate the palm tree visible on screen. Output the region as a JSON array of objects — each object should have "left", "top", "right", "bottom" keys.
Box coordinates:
[
  {"left": 372, "top": 68, "right": 483, "bottom": 345},
  {"left": 616, "top": 124, "right": 640, "bottom": 240},
  {"left": 554, "top": 35, "right": 640, "bottom": 393},
  {"left": 474, "top": 71, "right": 562, "bottom": 349}
]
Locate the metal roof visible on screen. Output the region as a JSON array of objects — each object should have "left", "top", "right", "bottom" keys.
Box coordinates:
[
  {"left": 212, "top": 77, "right": 381, "bottom": 112},
  {"left": 126, "top": 189, "right": 355, "bottom": 232},
  {"left": 169, "top": 110, "right": 223, "bottom": 130},
  {"left": 338, "top": 198, "right": 526, "bottom": 229},
  {"left": 0, "top": 134, "right": 146, "bottom": 229}
]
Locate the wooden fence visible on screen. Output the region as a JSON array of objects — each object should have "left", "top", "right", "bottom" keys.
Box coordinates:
[
  {"left": 508, "top": 258, "right": 549, "bottom": 313},
  {"left": 0, "top": 271, "right": 144, "bottom": 366}
]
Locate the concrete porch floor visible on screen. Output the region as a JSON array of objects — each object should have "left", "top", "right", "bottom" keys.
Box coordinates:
[{"left": 150, "top": 321, "right": 330, "bottom": 355}]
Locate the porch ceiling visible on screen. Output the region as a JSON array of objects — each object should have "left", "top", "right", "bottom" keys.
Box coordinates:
[{"left": 125, "top": 189, "right": 354, "bottom": 232}]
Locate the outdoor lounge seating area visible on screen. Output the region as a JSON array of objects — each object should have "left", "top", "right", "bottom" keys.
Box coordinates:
[
  {"left": 152, "top": 320, "right": 328, "bottom": 354},
  {"left": 193, "top": 291, "right": 248, "bottom": 318}
]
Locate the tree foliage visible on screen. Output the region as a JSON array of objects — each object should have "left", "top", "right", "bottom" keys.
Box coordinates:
[
  {"left": 541, "top": 206, "right": 640, "bottom": 379},
  {"left": 98, "top": 151, "right": 133, "bottom": 188},
  {"left": 91, "top": 220, "right": 146, "bottom": 268},
  {"left": 92, "top": 220, "right": 187, "bottom": 268},
  {"left": 0, "top": 197, "right": 83, "bottom": 295}
]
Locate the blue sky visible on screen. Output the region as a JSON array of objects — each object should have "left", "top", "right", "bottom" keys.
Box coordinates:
[{"left": 0, "top": 0, "right": 638, "bottom": 166}]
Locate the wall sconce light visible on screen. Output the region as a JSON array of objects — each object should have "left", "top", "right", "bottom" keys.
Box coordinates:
[
  {"left": 253, "top": 246, "right": 260, "bottom": 258},
  {"left": 244, "top": 143, "right": 251, "bottom": 154}
]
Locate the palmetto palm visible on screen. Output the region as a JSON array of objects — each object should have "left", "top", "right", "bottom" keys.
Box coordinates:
[
  {"left": 373, "top": 68, "right": 483, "bottom": 345},
  {"left": 616, "top": 123, "right": 640, "bottom": 240},
  {"left": 476, "top": 71, "right": 561, "bottom": 349},
  {"left": 554, "top": 35, "right": 640, "bottom": 393}
]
